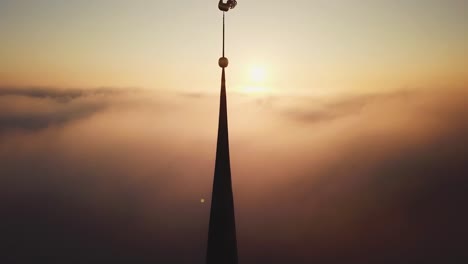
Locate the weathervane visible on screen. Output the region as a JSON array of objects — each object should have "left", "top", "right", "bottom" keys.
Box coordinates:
[
  {"left": 218, "top": 0, "right": 237, "bottom": 68},
  {"left": 218, "top": 0, "right": 237, "bottom": 12}
]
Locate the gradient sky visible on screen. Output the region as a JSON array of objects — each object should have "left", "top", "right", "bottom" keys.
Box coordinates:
[
  {"left": 1, "top": 1, "right": 468, "bottom": 263},
  {"left": 1, "top": 0, "right": 467, "bottom": 94}
]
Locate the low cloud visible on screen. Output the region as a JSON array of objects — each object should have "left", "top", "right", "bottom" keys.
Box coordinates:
[
  {"left": 0, "top": 87, "right": 124, "bottom": 132},
  {"left": 0, "top": 86, "right": 169, "bottom": 133},
  {"left": 0, "top": 86, "right": 129, "bottom": 100},
  {"left": 0, "top": 86, "right": 467, "bottom": 263}
]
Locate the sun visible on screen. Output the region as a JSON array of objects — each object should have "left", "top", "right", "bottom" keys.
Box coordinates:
[
  {"left": 250, "top": 66, "right": 266, "bottom": 83},
  {"left": 242, "top": 66, "right": 268, "bottom": 94}
]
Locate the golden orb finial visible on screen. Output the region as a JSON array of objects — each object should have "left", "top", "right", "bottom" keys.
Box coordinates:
[{"left": 218, "top": 57, "right": 229, "bottom": 68}]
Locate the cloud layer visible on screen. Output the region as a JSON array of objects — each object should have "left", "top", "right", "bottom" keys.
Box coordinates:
[{"left": 0, "top": 86, "right": 467, "bottom": 263}]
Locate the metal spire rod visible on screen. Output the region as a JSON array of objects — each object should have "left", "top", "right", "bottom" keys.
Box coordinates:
[
  {"left": 218, "top": 1, "right": 236, "bottom": 69},
  {"left": 222, "top": 12, "right": 225, "bottom": 57}
]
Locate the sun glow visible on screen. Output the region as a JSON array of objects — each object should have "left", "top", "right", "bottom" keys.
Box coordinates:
[
  {"left": 242, "top": 66, "right": 268, "bottom": 94},
  {"left": 243, "top": 86, "right": 267, "bottom": 93},
  {"left": 250, "top": 66, "right": 266, "bottom": 83}
]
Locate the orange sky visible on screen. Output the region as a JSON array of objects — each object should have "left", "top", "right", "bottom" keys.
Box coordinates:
[
  {"left": 1, "top": 2, "right": 468, "bottom": 262},
  {"left": 1, "top": 0, "right": 467, "bottom": 94}
]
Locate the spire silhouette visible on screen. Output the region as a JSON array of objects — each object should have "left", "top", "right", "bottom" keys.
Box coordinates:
[{"left": 206, "top": 8, "right": 238, "bottom": 264}]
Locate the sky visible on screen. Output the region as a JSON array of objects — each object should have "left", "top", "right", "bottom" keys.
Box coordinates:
[
  {"left": 1, "top": 0, "right": 467, "bottom": 93},
  {"left": 1, "top": 1, "right": 468, "bottom": 264}
]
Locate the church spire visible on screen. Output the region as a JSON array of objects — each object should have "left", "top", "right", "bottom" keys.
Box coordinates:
[{"left": 206, "top": 4, "right": 238, "bottom": 264}]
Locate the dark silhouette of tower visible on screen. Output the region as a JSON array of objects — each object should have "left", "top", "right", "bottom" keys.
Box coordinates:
[{"left": 206, "top": 7, "right": 238, "bottom": 264}]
